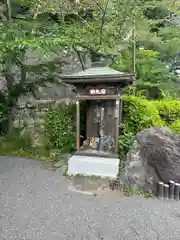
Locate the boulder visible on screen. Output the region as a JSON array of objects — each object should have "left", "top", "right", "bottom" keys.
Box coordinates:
[{"left": 120, "top": 127, "right": 180, "bottom": 192}]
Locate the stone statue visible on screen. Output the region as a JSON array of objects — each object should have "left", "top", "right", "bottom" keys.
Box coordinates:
[{"left": 98, "top": 107, "right": 105, "bottom": 152}]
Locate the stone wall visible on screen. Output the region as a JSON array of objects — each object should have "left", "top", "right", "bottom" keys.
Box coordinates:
[
  {"left": 0, "top": 48, "right": 82, "bottom": 103},
  {"left": 10, "top": 48, "right": 83, "bottom": 146},
  {"left": 14, "top": 99, "right": 75, "bottom": 147},
  {"left": 18, "top": 48, "right": 82, "bottom": 103}
]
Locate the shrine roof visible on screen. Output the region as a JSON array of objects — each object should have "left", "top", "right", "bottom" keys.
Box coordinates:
[
  {"left": 66, "top": 67, "right": 123, "bottom": 77},
  {"left": 60, "top": 66, "right": 135, "bottom": 82}
]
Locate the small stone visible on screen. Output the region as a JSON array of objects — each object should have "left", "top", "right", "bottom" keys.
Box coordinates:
[{"left": 53, "top": 161, "right": 62, "bottom": 168}]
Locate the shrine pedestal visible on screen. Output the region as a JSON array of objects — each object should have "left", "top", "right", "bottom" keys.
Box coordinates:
[{"left": 67, "top": 155, "right": 120, "bottom": 179}]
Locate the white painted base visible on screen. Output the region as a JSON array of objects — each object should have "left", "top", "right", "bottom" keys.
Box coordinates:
[{"left": 67, "top": 155, "right": 119, "bottom": 179}]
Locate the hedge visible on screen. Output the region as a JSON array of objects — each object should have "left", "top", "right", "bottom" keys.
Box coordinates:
[
  {"left": 169, "top": 119, "right": 180, "bottom": 134},
  {"left": 153, "top": 100, "right": 180, "bottom": 125},
  {"left": 122, "top": 95, "right": 164, "bottom": 134}
]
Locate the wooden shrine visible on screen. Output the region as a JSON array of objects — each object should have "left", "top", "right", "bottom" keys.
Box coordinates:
[{"left": 61, "top": 53, "right": 135, "bottom": 159}]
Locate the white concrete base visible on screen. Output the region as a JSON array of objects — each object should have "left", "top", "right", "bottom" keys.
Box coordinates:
[{"left": 67, "top": 155, "right": 119, "bottom": 179}]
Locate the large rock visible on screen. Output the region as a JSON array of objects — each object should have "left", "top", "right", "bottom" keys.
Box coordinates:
[{"left": 120, "top": 127, "right": 180, "bottom": 192}]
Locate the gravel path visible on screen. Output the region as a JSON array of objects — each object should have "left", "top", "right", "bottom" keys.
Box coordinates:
[{"left": 1, "top": 156, "right": 180, "bottom": 240}]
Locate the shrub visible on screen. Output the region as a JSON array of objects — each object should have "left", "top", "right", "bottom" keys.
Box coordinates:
[
  {"left": 122, "top": 95, "right": 164, "bottom": 134},
  {"left": 153, "top": 100, "right": 180, "bottom": 125},
  {"left": 119, "top": 131, "right": 135, "bottom": 171},
  {"left": 169, "top": 119, "right": 180, "bottom": 134},
  {"left": 119, "top": 132, "right": 135, "bottom": 157},
  {"left": 0, "top": 127, "right": 57, "bottom": 161},
  {"left": 43, "top": 103, "right": 76, "bottom": 153},
  {"left": 0, "top": 127, "right": 32, "bottom": 152},
  {"left": 0, "top": 103, "right": 9, "bottom": 135}
]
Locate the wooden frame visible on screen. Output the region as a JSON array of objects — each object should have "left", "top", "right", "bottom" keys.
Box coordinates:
[
  {"left": 76, "top": 95, "right": 119, "bottom": 100},
  {"left": 114, "top": 99, "right": 120, "bottom": 153},
  {"left": 75, "top": 94, "right": 121, "bottom": 156},
  {"left": 76, "top": 100, "right": 80, "bottom": 151}
]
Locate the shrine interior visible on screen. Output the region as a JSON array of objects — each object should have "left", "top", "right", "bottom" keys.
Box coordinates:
[{"left": 78, "top": 99, "right": 118, "bottom": 158}]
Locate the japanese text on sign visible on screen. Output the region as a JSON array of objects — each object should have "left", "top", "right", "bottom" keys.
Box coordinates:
[{"left": 89, "top": 89, "right": 106, "bottom": 95}]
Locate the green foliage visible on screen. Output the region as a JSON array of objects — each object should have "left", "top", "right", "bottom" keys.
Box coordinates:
[
  {"left": 0, "top": 127, "right": 32, "bottom": 151},
  {"left": 44, "top": 103, "right": 76, "bottom": 153},
  {"left": 0, "top": 104, "right": 7, "bottom": 125},
  {"left": 135, "top": 50, "right": 167, "bottom": 83},
  {"left": 119, "top": 131, "right": 135, "bottom": 171},
  {"left": 119, "top": 132, "right": 135, "bottom": 158},
  {"left": 122, "top": 95, "right": 164, "bottom": 134},
  {"left": 0, "top": 127, "right": 53, "bottom": 161},
  {"left": 114, "top": 49, "right": 180, "bottom": 94},
  {"left": 0, "top": 16, "right": 66, "bottom": 134},
  {"left": 119, "top": 95, "right": 164, "bottom": 170},
  {"left": 7, "top": 0, "right": 180, "bottom": 62},
  {"left": 124, "top": 82, "right": 166, "bottom": 100},
  {"left": 153, "top": 100, "right": 180, "bottom": 125},
  {"left": 169, "top": 119, "right": 180, "bottom": 134},
  {"left": 122, "top": 187, "right": 153, "bottom": 199},
  {"left": 0, "top": 103, "right": 10, "bottom": 134}
]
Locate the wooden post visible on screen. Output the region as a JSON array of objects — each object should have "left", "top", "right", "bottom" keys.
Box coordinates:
[
  {"left": 132, "top": 1, "right": 136, "bottom": 75},
  {"left": 76, "top": 99, "right": 80, "bottom": 151},
  {"left": 5, "top": 0, "right": 12, "bottom": 20},
  {"left": 119, "top": 97, "right": 123, "bottom": 128},
  {"left": 114, "top": 99, "right": 120, "bottom": 153}
]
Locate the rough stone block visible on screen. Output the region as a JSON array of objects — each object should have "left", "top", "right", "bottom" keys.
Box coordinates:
[{"left": 120, "top": 127, "right": 180, "bottom": 192}]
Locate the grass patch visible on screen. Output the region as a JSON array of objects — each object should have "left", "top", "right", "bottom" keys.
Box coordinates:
[
  {"left": 108, "top": 179, "right": 153, "bottom": 199},
  {"left": 0, "top": 127, "right": 62, "bottom": 163},
  {"left": 122, "top": 187, "right": 153, "bottom": 199}
]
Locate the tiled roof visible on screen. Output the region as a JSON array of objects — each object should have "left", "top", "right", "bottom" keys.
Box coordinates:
[{"left": 62, "top": 67, "right": 125, "bottom": 77}]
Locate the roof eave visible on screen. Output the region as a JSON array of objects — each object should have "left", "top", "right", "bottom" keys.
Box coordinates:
[
  {"left": 61, "top": 77, "right": 135, "bottom": 85},
  {"left": 61, "top": 73, "right": 135, "bottom": 80}
]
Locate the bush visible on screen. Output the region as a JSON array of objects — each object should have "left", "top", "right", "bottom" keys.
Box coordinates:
[
  {"left": 169, "top": 119, "right": 180, "bottom": 134},
  {"left": 119, "top": 132, "right": 135, "bottom": 157},
  {"left": 43, "top": 103, "right": 76, "bottom": 153},
  {"left": 0, "top": 103, "right": 9, "bottom": 135},
  {"left": 0, "top": 127, "right": 32, "bottom": 152},
  {"left": 119, "top": 132, "right": 135, "bottom": 171},
  {"left": 153, "top": 100, "right": 180, "bottom": 125},
  {"left": 0, "top": 127, "right": 57, "bottom": 161},
  {"left": 122, "top": 95, "right": 164, "bottom": 134}
]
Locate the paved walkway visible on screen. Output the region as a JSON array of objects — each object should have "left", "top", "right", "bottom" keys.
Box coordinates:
[{"left": 1, "top": 157, "right": 180, "bottom": 240}]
